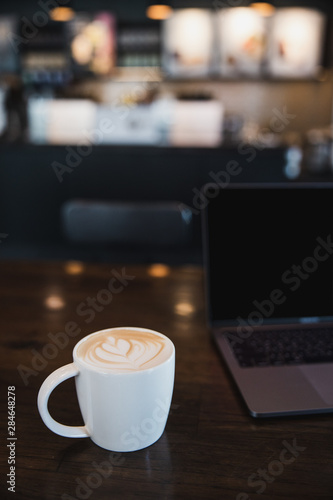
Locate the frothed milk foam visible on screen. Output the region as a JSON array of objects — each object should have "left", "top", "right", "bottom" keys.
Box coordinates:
[{"left": 76, "top": 328, "right": 173, "bottom": 372}]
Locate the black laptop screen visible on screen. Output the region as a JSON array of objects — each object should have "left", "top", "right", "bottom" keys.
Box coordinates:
[{"left": 204, "top": 184, "right": 333, "bottom": 325}]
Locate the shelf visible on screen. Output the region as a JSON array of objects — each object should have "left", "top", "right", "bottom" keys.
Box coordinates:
[
  {"left": 105, "top": 67, "right": 330, "bottom": 84},
  {"left": 111, "top": 66, "right": 162, "bottom": 82}
]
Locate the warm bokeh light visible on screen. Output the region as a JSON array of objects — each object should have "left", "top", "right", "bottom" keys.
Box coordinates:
[
  {"left": 146, "top": 5, "right": 173, "bottom": 20},
  {"left": 250, "top": 2, "right": 275, "bottom": 17},
  {"left": 71, "top": 15, "right": 115, "bottom": 74},
  {"left": 175, "top": 302, "right": 195, "bottom": 316},
  {"left": 267, "top": 8, "right": 325, "bottom": 77},
  {"left": 49, "top": 7, "right": 75, "bottom": 22},
  {"left": 71, "top": 34, "right": 94, "bottom": 65},
  {"left": 64, "top": 261, "right": 85, "bottom": 275},
  {"left": 217, "top": 7, "right": 266, "bottom": 76},
  {"left": 219, "top": 7, "right": 265, "bottom": 54},
  {"left": 164, "top": 9, "right": 213, "bottom": 71},
  {"left": 44, "top": 295, "right": 65, "bottom": 310},
  {"left": 148, "top": 264, "right": 171, "bottom": 278}
]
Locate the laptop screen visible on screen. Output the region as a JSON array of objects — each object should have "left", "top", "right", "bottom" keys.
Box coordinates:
[{"left": 203, "top": 183, "right": 333, "bottom": 326}]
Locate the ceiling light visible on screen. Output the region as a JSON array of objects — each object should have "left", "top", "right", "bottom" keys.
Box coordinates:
[
  {"left": 250, "top": 2, "right": 275, "bottom": 17},
  {"left": 146, "top": 3, "right": 173, "bottom": 21},
  {"left": 50, "top": 7, "right": 75, "bottom": 22}
]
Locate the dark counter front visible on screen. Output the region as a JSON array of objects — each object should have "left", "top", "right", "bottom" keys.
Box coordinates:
[{"left": 0, "top": 144, "right": 291, "bottom": 263}]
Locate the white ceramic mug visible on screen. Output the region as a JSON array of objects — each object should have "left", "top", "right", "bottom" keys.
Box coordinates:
[{"left": 37, "top": 327, "right": 175, "bottom": 452}]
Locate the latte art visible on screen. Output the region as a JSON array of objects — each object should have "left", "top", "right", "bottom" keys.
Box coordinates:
[{"left": 77, "top": 329, "right": 173, "bottom": 372}]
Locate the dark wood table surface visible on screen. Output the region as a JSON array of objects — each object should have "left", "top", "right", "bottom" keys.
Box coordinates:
[{"left": 1, "top": 260, "right": 333, "bottom": 500}]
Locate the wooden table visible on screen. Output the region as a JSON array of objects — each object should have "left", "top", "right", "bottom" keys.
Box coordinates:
[{"left": 1, "top": 260, "right": 333, "bottom": 500}]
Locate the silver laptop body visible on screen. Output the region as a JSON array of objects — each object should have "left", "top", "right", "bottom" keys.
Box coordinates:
[{"left": 202, "top": 182, "right": 333, "bottom": 417}]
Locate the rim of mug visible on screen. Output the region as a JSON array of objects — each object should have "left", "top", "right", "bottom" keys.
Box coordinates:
[{"left": 73, "top": 326, "right": 175, "bottom": 374}]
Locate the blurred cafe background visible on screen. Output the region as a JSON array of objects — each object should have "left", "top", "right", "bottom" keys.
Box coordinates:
[{"left": 1, "top": 0, "right": 333, "bottom": 265}]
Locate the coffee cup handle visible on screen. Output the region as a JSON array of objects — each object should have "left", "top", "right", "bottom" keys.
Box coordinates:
[{"left": 37, "top": 363, "right": 89, "bottom": 438}]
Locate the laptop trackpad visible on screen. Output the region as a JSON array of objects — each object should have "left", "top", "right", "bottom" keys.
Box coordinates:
[{"left": 300, "top": 365, "right": 333, "bottom": 405}]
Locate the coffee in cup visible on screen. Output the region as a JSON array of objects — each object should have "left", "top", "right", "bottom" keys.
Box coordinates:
[{"left": 77, "top": 328, "right": 173, "bottom": 372}]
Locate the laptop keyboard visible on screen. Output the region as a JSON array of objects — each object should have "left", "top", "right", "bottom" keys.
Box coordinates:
[{"left": 225, "top": 327, "right": 333, "bottom": 367}]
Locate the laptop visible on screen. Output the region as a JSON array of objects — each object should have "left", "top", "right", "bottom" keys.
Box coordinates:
[{"left": 202, "top": 182, "right": 333, "bottom": 417}]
